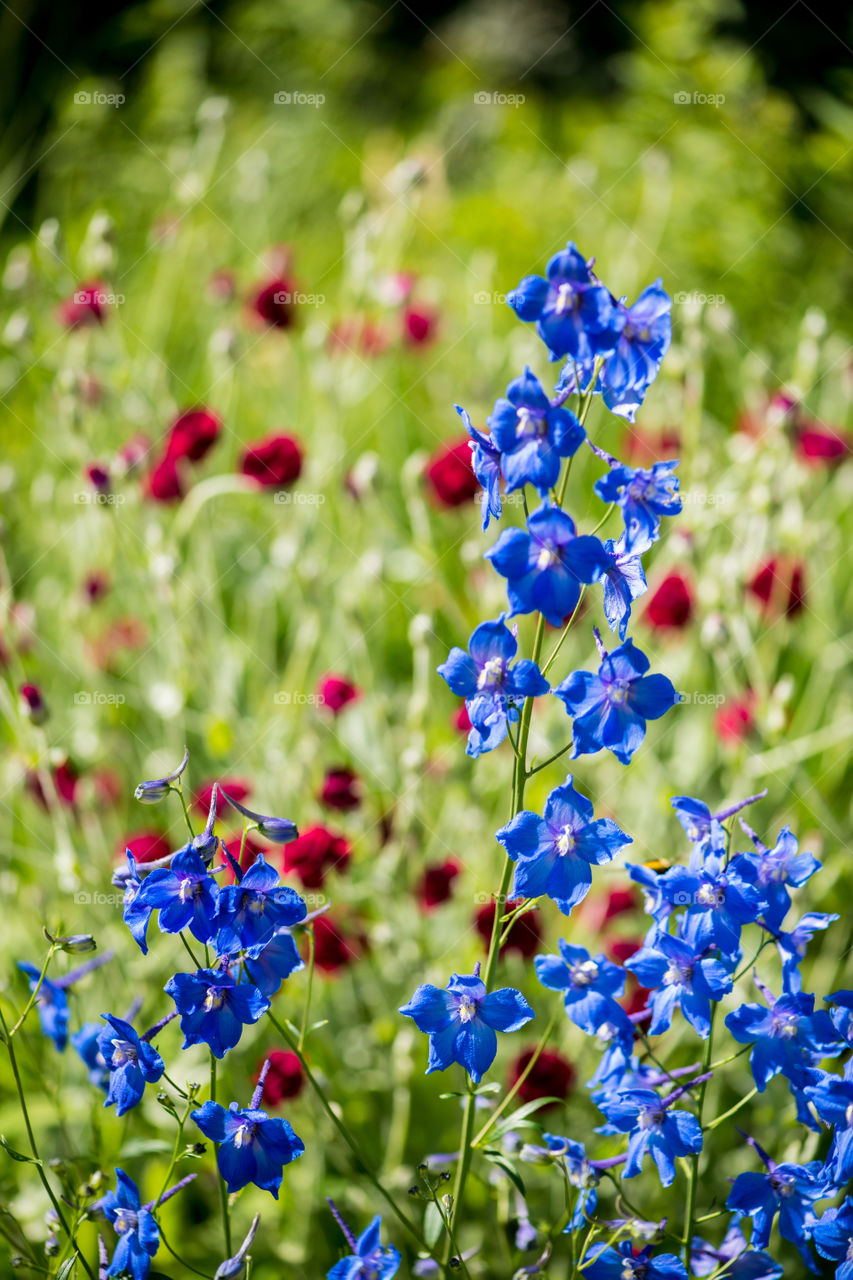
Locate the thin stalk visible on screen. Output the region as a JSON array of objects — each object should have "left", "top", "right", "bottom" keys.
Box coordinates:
[
  {"left": 705, "top": 1086, "right": 758, "bottom": 1131},
  {"left": 210, "top": 1053, "right": 232, "bottom": 1257},
  {"left": 472, "top": 1008, "right": 558, "bottom": 1147},
  {"left": 442, "top": 1083, "right": 477, "bottom": 1269},
  {"left": 298, "top": 924, "right": 316, "bottom": 1053},
  {"left": 682, "top": 1013, "right": 715, "bottom": 1263},
  {"left": 10, "top": 945, "right": 56, "bottom": 1036}
]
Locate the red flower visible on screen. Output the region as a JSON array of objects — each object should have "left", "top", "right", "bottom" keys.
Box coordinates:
[
  {"left": 53, "top": 759, "right": 79, "bottom": 806},
  {"left": 312, "top": 914, "right": 358, "bottom": 971},
  {"left": 208, "top": 269, "right": 236, "bottom": 302},
  {"left": 144, "top": 453, "right": 185, "bottom": 503},
  {"left": 474, "top": 899, "right": 541, "bottom": 959},
  {"left": 318, "top": 674, "right": 360, "bottom": 715},
  {"left": 240, "top": 434, "right": 303, "bottom": 489},
  {"left": 402, "top": 305, "right": 438, "bottom": 346},
  {"left": 249, "top": 277, "right": 299, "bottom": 329},
  {"left": 19, "top": 683, "right": 47, "bottom": 724},
  {"left": 84, "top": 463, "right": 111, "bottom": 494},
  {"left": 417, "top": 859, "right": 461, "bottom": 910},
  {"left": 319, "top": 767, "right": 361, "bottom": 811},
  {"left": 82, "top": 571, "right": 110, "bottom": 603},
  {"left": 453, "top": 702, "right": 472, "bottom": 734},
  {"left": 644, "top": 573, "right": 694, "bottom": 629},
  {"left": 508, "top": 1048, "right": 575, "bottom": 1106},
  {"left": 221, "top": 832, "right": 268, "bottom": 882},
  {"left": 795, "top": 423, "right": 850, "bottom": 466},
  {"left": 166, "top": 408, "right": 221, "bottom": 464},
  {"left": 715, "top": 693, "right": 756, "bottom": 745},
  {"left": 424, "top": 439, "right": 478, "bottom": 508},
  {"left": 608, "top": 937, "right": 642, "bottom": 965},
  {"left": 57, "top": 281, "right": 107, "bottom": 329},
  {"left": 255, "top": 1050, "right": 303, "bottom": 1105},
  {"left": 121, "top": 831, "right": 171, "bottom": 865},
  {"left": 747, "top": 559, "right": 806, "bottom": 617},
  {"left": 195, "top": 778, "right": 251, "bottom": 815},
  {"left": 284, "top": 825, "right": 351, "bottom": 889}
]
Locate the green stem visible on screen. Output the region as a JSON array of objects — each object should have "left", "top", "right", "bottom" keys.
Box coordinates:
[
  {"left": 705, "top": 1086, "right": 758, "bottom": 1131},
  {"left": 210, "top": 1053, "right": 232, "bottom": 1257},
  {"left": 298, "top": 924, "right": 316, "bottom": 1053},
  {"left": 443, "top": 1083, "right": 477, "bottom": 1268},
  {"left": 153, "top": 1101, "right": 191, "bottom": 1207},
  {"left": 683, "top": 1013, "right": 716, "bottom": 1263},
  {"left": 541, "top": 588, "right": 587, "bottom": 679},
  {"left": 10, "top": 946, "right": 56, "bottom": 1037},
  {"left": 176, "top": 783, "right": 196, "bottom": 840},
  {"left": 472, "top": 1008, "right": 558, "bottom": 1148}
]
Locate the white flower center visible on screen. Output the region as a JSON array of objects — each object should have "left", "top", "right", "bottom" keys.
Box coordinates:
[
  {"left": 570, "top": 960, "right": 598, "bottom": 988},
  {"left": 110, "top": 1038, "right": 137, "bottom": 1066},
  {"left": 477, "top": 657, "right": 505, "bottom": 690},
  {"left": 536, "top": 543, "right": 559, "bottom": 571},
  {"left": 556, "top": 827, "right": 576, "bottom": 855},
  {"left": 554, "top": 282, "right": 576, "bottom": 314},
  {"left": 113, "top": 1208, "right": 138, "bottom": 1235},
  {"left": 457, "top": 996, "right": 478, "bottom": 1023},
  {"left": 204, "top": 987, "right": 225, "bottom": 1012}
]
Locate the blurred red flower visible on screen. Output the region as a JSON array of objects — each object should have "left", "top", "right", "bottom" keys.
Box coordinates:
[
  {"left": 312, "top": 914, "right": 359, "bottom": 970},
  {"left": 255, "top": 1050, "right": 303, "bottom": 1104},
  {"left": 318, "top": 674, "right": 360, "bottom": 715},
  {"left": 508, "top": 1048, "right": 575, "bottom": 1105},
  {"left": 57, "top": 281, "right": 107, "bottom": 329},
  {"left": 747, "top": 559, "right": 806, "bottom": 617},
  {"left": 715, "top": 692, "right": 756, "bottom": 745},
  {"left": 402, "top": 305, "right": 438, "bottom": 346},
  {"left": 284, "top": 825, "right": 351, "bottom": 889},
  {"left": 644, "top": 572, "right": 694, "bottom": 629},
  {"left": 196, "top": 778, "right": 251, "bottom": 815},
  {"left": 249, "top": 277, "right": 299, "bottom": 329},
  {"left": 319, "top": 768, "right": 361, "bottom": 811},
  {"left": 121, "top": 831, "right": 171, "bottom": 865},
  {"left": 417, "top": 859, "right": 461, "bottom": 910},
  {"left": 240, "top": 434, "right": 303, "bottom": 488},
  {"left": 474, "top": 899, "right": 541, "bottom": 959},
  {"left": 425, "top": 440, "right": 478, "bottom": 508},
  {"left": 166, "top": 408, "right": 221, "bottom": 464}
]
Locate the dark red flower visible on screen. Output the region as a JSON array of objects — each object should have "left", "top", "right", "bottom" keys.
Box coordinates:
[
  {"left": 240, "top": 434, "right": 303, "bottom": 489},
  {"left": 166, "top": 408, "right": 221, "bottom": 464},
  {"left": 474, "top": 899, "right": 541, "bottom": 959},
  {"left": 84, "top": 463, "right": 111, "bottom": 494},
  {"left": 715, "top": 693, "right": 756, "bottom": 746},
  {"left": 601, "top": 887, "right": 639, "bottom": 925},
  {"left": 608, "top": 937, "right": 642, "bottom": 965},
  {"left": 402, "top": 305, "right": 438, "bottom": 346},
  {"left": 747, "top": 559, "right": 806, "bottom": 617},
  {"left": 424, "top": 439, "right": 478, "bottom": 508},
  {"left": 121, "top": 831, "right": 171, "bottom": 865},
  {"left": 144, "top": 453, "right": 185, "bottom": 503},
  {"left": 312, "top": 914, "right": 358, "bottom": 971},
  {"left": 417, "top": 859, "right": 461, "bottom": 910},
  {"left": 508, "top": 1048, "right": 575, "bottom": 1106},
  {"left": 82, "top": 571, "right": 110, "bottom": 603},
  {"left": 195, "top": 778, "right": 251, "bottom": 815},
  {"left": 53, "top": 759, "right": 79, "bottom": 806},
  {"left": 19, "top": 683, "right": 47, "bottom": 724},
  {"left": 453, "top": 702, "right": 472, "bottom": 734},
  {"left": 249, "top": 277, "right": 299, "bottom": 329},
  {"left": 57, "top": 281, "right": 107, "bottom": 329},
  {"left": 795, "top": 423, "right": 850, "bottom": 466},
  {"left": 256, "top": 1050, "right": 303, "bottom": 1105},
  {"left": 644, "top": 573, "right": 694, "bottom": 629},
  {"left": 318, "top": 674, "right": 360, "bottom": 715},
  {"left": 319, "top": 767, "right": 361, "bottom": 811},
  {"left": 284, "top": 825, "right": 351, "bottom": 889}
]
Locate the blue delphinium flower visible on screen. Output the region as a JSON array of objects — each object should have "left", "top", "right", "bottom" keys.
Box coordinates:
[
  {"left": 594, "top": 460, "right": 681, "bottom": 555},
  {"left": 326, "top": 1212, "right": 401, "bottom": 1279},
  {"left": 121, "top": 852, "right": 156, "bottom": 954},
  {"left": 595, "top": 1086, "right": 702, "bottom": 1187},
  {"left": 535, "top": 940, "right": 634, "bottom": 1041},
  {"left": 507, "top": 242, "right": 618, "bottom": 364},
  {"left": 399, "top": 965, "right": 534, "bottom": 1084},
  {"left": 437, "top": 618, "right": 550, "bottom": 758},
  {"left": 495, "top": 775, "right": 631, "bottom": 916},
  {"left": 554, "top": 632, "right": 678, "bottom": 765},
  {"left": 165, "top": 968, "right": 269, "bottom": 1059},
  {"left": 733, "top": 825, "right": 820, "bottom": 930},
  {"left": 133, "top": 746, "right": 189, "bottom": 804},
  {"left": 806, "top": 1073, "right": 853, "bottom": 1182},
  {"left": 690, "top": 1221, "right": 782, "bottom": 1279},
  {"left": 72, "top": 1020, "right": 110, "bottom": 1091},
  {"left": 826, "top": 990, "right": 853, "bottom": 1046},
  {"left": 244, "top": 929, "right": 305, "bottom": 997},
  {"left": 670, "top": 795, "right": 719, "bottom": 846},
  {"left": 457, "top": 405, "right": 502, "bottom": 529},
  {"left": 486, "top": 367, "right": 585, "bottom": 495},
  {"left": 215, "top": 855, "right": 307, "bottom": 957},
  {"left": 656, "top": 852, "right": 764, "bottom": 958},
  {"left": 811, "top": 1196, "right": 853, "bottom": 1279},
  {"left": 214, "top": 1214, "right": 260, "bottom": 1280},
  {"left": 599, "top": 283, "right": 672, "bottom": 422},
  {"left": 601, "top": 537, "right": 647, "bottom": 641},
  {"left": 773, "top": 911, "right": 838, "bottom": 993},
  {"left": 727, "top": 1152, "right": 826, "bottom": 1264},
  {"left": 624, "top": 927, "right": 733, "bottom": 1037},
  {"left": 17, "top": 964, "right": 70, "bottom": 1051},
  {"left": 97, "top": 1014, "right": 165, "bottom": 1116},
  {"left": 135, "top": 845, "right": 220, "bottom": 945},
  {"left": 192, "top": 1099, "right": 304, "bottom": 1196},
  {"left": 585, "top": 1241, "right": 688, "bottom": 1280},
  {"left": 486, "top": 505, "right": 610, "bottom": 627},
  {"left": 220, "top": 792, "right": 298, "bottom": 845},
  {"left": 541, "top": 1136, "right": 599, "bottom": 1227},
  {"left": 725, "top": 985, "right": 843, "bottom": 1095},
  {"left": 100, "top": 1168, "right": 160, "bottom": 1280}
]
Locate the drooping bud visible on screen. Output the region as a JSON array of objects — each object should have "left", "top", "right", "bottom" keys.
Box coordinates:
[
  {"left": 134, "top": 746, "right": 189, "bottom": 804},
  {"left": 222, "top": 790, "right": 298, "bottom": 844}
]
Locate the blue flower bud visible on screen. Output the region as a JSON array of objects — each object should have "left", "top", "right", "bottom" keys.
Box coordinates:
[
  {"left": 134, "top": 746, "right": 189, "bottom": 804},
  {"left": 222, "top": 790, "right": 298, "bottom": 844}
]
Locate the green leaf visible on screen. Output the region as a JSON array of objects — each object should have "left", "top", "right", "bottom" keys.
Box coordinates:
[
  {"left": 474, "top": 1082, "right": 501, "bottom": 1095},
  {"left": 56, "top": 1259, "right": 77, "bottom": 1279},
  {"left": 423, "top": 1199, "right": 445, "bottom": 1247},
  {"left": 488, "top": 1096, "right": 563, "bottom": 1142},
  {"left": 483, "top": 1150, "right": 526, "bottom": 1196},
  {"left": 438, "top": 1091, "right": 467, "bottom": 1099},
  {"left": 0, "top": 1135, "right": 41, "bottom": 1165}
]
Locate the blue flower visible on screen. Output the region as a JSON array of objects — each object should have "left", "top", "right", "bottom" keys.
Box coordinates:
[
  {"left": 541, "top": 1136, "right": 599, "bottom": 1227},
  {"left": 165, "top": 968, "right": 269, "bottom": 1059},
  {"left": 495, "top": 774, "right": 631, "bottom": 916},
  {"left": 657, "top": 853, "right": 764, "bottom": 958},
  {"left": 601, "top": 537, "right": 647, "bottom": 640},
  {"left": 554, "top": 633, "right": 678, "bottom": 765},
  {"left": 725, "top": 987, "right": 843, "bottom": 1096},
  {"left": 121, "top": 853, "right": 156, "bottom": 954},
  {"left": 690, "top": 1222, "right": 782, "bottom": 1279},
  {"left": 773, "top": 911, "right": 838, "bottom": 994},
  {"left": 585, "top": 1241, "right": 687, "bottom": 1280},
  {"left": 535, "top": 940, "right": 634, "bottom": 1041},
  {"left": 486, "top": 505, "right": 610, "bottom": 627},
  {"left": 594, "top": 460, "right": 681, "bottom": 555},
  {"left": 734, "top": 826, "right": 820, "bottom": 931},
  {"left": 215, "top": 854, "right": 307, "bottom": 957},
  {"left": 97, "top": 1014, "right": 165, "bottom": 1116},
  {"left": 507, "top": 242, "right": 619, "bottom": 364},
  {"left": 826, "top": 990, "right": 853, "bottom": 1046},
  {"left": 135, "top": 845, "right": 220, "bottom": 945},
  {"left": 727, "top": 1157, "right": 826, "bottom": 1263},
  {"left": 399, "top": 968, "right": 534, "bottom": 1084},
  {"left": 244, "top": 929, "right": 305, "bottom": 997},
  {"left": 595, "top": 1087, "right": 702, "bottom": 1187},
  {"left": 192, "top": 1099, "right": 304, "bottom": 1197},
  {"left": 670, "top": 796, "right": 722, "bottom": 848},
  {"left": 71, "top": 1020, "right": 109, "bottom": 1091},
  {"left": 625, "top": 928, "right": 733, "bottom": 1038},
  {"left": 457, "top": 405, "right": 502, "bottom": 529},
  {"left": 221, "top": 792, "right": 298, "bottom": 845},
  {"left": 811, "top": 1196, "right": 853, "bottom": 1279},
  {"left": 133, "top": 746, "right": 189, "bottom": 804},
  {"left": 100, "top": 1168, "right": 160, "bottom": 1280},
  {"left": 327, "top": 1214, "right": 401, "bottom": 1279},
  {"left": 17, "top": 964, "right": 69, "bottom": 1051},
  {"left": 437, "top": 618, "right": 550, "bottom": 758},
  {"left": 486, "top": 368, "right": 585, "bottom": 496},
  {"left": 805, "top": 1073, "right": 853, "bottom": 1183},
  {"left": 600, "top": 282, "right": 672, "bottom": 422}
]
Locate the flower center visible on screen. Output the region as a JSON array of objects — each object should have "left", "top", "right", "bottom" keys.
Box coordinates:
[
  {"left": 696, "top": 882, "right": 723, "bottom": 907},
  {"left": 248, "top": 896, "right": 265, "bottom": 914},
  {"left": 457, "top": 996, "right": 478, "bottom": 1023},
  {"left": 607, "top": 681, "right": 631, "bottom": 706},
  {"left": 110, "top": 1038, "right": 138, "bottom": 1067},
  {"left": 477, "top": 657, "right": 505, "bottom": 690},
  {"left": 556, "top": 826, "right": 576, "bottom": 855},
  {"left": 663, "top": 963, "right": 692, "bottom": 987},
  {"left": 234, "top": 1121, "right": 257, "bottom": 1147},
  {"left": 570, "top": 960, "right": 599, "bottom": 988},
  {"left": 638, "top": 1107, "right": 664, "bottom": 1131},
  {"left": 516, "top": 407, "right": 547, "bottom": 439},
  {"left": 536, "top": 542, "right": 560, "bottom": 571},
  {"left": 770, "top": 1172, "right": 795, "bottom": 1197},
  {"left": 113, "top": 1208, "right": 138, "bottom": 1235},
  {"left": 554, "top": 282, "right": 577, "bottom": 314},
  {"left": 204, "top": 986, "right": 225, "bottom": 1012},
  {"left": 771, "top": 1012, "right": 798, "bottom": 1040}
]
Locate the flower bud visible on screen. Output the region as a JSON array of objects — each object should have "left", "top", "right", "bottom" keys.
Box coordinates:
[
  {"left": 222, "top": 790, "right": 298, "bottom": 844},
  {"left": 54, "top": 933, "right": 97, "bottom": 954},
  {"left": 134, "top": 746, "right": 189, "bottom": 803}
]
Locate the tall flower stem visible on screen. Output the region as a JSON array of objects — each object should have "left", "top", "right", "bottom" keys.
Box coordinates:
[
  {"left": 471, "top": 1007, "right": 558, "bottom": 1148},
  {"left": 443, "top": 1080, "right": 477, "bottom": 1270}
]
